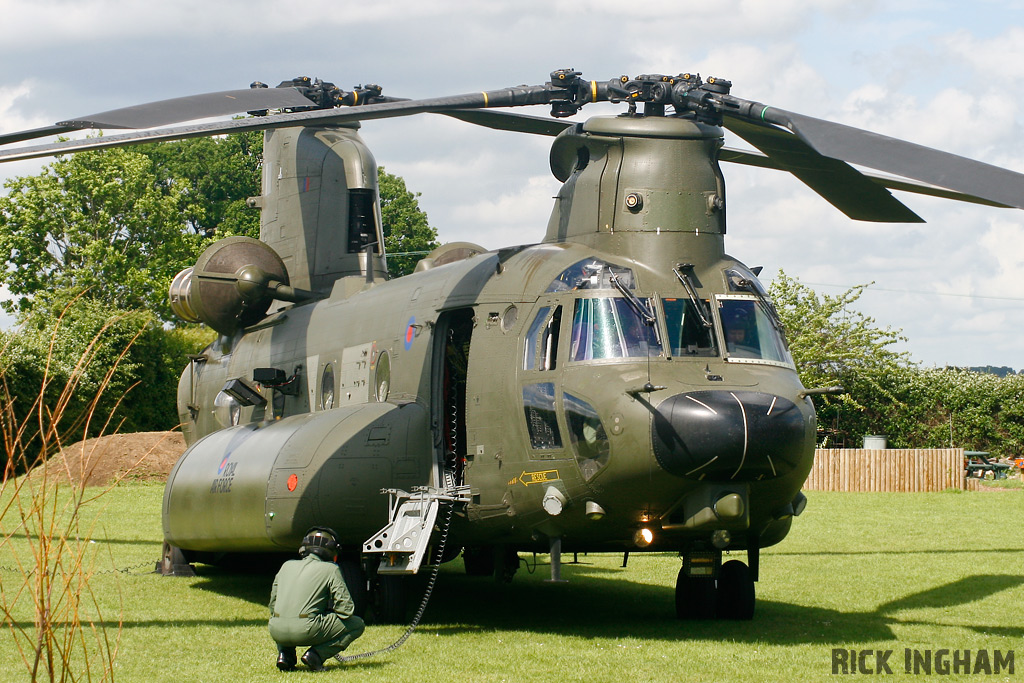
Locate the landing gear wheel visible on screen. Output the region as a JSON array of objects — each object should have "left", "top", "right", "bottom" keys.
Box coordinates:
[
  {"left": 462, "top": 547, "right": 495, "bottom": 576},
  {"left": 373, "top": 575, "right": 409, "bottom": 624},
  {"left": 675, "top": 569, "right": 717, "bottom": 619},
  {"left": 716, "top": 560, "right": 755, "bottom": 620},
  {"left": 494, "top": 547, "right": 520, "bottom": 584},
  {"left": 158, "top": 541, "right": 196, "bottom": 577}
]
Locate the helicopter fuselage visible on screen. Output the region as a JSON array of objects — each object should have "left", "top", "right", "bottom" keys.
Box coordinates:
[{"left": 163, "top": 115, "right": 815, "bottom": 577}]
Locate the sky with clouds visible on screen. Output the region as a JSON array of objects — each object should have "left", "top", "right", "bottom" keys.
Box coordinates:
[{"left": 1, "top": 0, "right": 1023, "bottom": 370}]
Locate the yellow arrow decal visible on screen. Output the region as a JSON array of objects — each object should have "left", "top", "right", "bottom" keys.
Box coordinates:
[{"left": 518, "top": 469, "right": 559, "bottom": 486}]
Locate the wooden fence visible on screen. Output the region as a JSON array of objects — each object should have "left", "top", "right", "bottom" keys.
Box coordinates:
[{"left": 805, "top": 448, "right": 966, "bottom": 492}]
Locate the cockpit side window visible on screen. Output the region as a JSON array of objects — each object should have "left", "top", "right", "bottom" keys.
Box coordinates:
[
  {"left": 564, "top": 392, "right": 610, "bottom": 480},
  {"left": 524, "top": 306, "right": 550, "bottom": 371},
  {"left": 523, "top": 305, "right": 562, "bottom": 371},
  {"left": 570, "top": 297, "right": 661, "bottom": 361},
  {"left": 541, "top": 306, "right": 561, "bottom": 370},
  {"left": 718, "top": 297, "right": 793, "bottom": 365}
]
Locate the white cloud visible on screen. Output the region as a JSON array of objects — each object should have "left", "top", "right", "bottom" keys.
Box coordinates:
[
  {"left": 942, "top": 27, "right": 1024, "bottom": 84},
  {"left": 0, "top": 0, "right": 1022, "bottom": 368}
]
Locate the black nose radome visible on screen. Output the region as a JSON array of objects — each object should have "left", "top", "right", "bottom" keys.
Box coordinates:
[{"left": 651, "top": 391, "right": 808, "bottom": 481}]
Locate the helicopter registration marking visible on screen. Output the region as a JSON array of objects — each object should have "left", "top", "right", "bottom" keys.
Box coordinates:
[{"left": 513, "top": 469, "right": 559, "bottom": 487}]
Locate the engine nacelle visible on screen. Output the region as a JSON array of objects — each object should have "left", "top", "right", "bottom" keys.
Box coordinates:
[{"left": 168, "top": 236, "right": 290, "bottom": 336}]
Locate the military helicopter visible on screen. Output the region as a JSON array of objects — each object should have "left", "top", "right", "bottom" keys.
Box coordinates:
[{"left": 3, "top": 70, "right": 1023, "bottom": 624}]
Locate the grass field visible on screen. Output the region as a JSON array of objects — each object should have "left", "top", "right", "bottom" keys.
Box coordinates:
[{"left": 1, "top": 483, "right": 1022, "bottom": 682}]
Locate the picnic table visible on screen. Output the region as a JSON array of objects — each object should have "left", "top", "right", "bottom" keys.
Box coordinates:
[{"left": 964, "top": 451, "right": 1012, "bottom": 479}]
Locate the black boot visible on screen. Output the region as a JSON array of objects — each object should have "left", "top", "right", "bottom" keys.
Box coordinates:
[
  {"left": 277, "top": 647, "right": 297, "bottom": 671},
  {"left": 302, "top": 648, "right": 325, "bottom": 672}
]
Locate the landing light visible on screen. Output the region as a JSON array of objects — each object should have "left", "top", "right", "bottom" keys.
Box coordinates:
[
  {"left": 585, "top": 501, "right": 606, "bottom": 521},
  {"left": 633, "top": 528, "right": 654, "bottom": 548}
]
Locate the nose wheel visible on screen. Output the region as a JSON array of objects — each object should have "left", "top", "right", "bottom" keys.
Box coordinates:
[
  {"left": 717, "top": 559, "right": 755, "bottom": 620},
  {"left": 675, "top": 559, "right": 755, "bottom": 620},
  {"left": 675, "top": 572, "right": 717, "bottom": 619}
]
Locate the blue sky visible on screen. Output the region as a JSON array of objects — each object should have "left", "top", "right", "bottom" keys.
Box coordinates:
[{"left": 1, "top": 0, "right": 1022, "bottom": 369}]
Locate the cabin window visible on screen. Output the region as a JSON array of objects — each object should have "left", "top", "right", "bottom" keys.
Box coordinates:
[
  {"left": 320, "top": 363, "right": 336, "bottom": 410},
  {"left": 662, "top": 297, "right": 717, "bottom": 357},
  {"left": 523, "top": 382, "right": 562, "bottom": 450},
  {"left": 374, "top": 351, "right": 390, "bottom": 402},
  {"left": 569, "top": 297, "right": 661, "bottom": 361},
  {"left": 718, "top": 296, "right": 793, "bottom": 365},
  {"left": 564, "top": 392, "right": 610, "bottom": 480}
]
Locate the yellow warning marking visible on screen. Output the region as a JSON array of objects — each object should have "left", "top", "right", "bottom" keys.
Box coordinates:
[
  {"left": 518, "top": 469, "right": 559, "bottom": 486},
  {"left": 482, "top": 91, "right": 489, "bottom": 107}
]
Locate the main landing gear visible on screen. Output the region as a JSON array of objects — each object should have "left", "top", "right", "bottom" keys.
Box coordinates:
[{"left": 675, "top": 550, "right": 756, "bottom": 620}]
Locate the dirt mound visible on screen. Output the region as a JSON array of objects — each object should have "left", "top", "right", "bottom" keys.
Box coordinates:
[{"left": 39, "top": 431, "right": 186, "bottom": 486}]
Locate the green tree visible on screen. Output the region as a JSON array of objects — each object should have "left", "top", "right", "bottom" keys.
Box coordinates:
[
  {"left": 768, "top": 270, "right": 912, "bottom": 446},
  {"left": 769, "top": 272, "right": 1024, "bottom": 453},
  {"left": 378, "top": 166, "right": 439, "bottom": 277},
  {"left": 1, "top": 297, "right": 213, "bottom": 470},
  {"left": 0, "top": 147, "right": 194, "bottom": 320},
  {"left": 0, "top": 137, "right": 437, "bottom": 324},
  {"left": 139, "top": 131, "right": 264, "bottom": 239}
]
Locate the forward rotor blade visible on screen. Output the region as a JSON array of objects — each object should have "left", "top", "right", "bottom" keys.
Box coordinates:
[
  {"left": 754, "top": 106, "right": 1024, "bottom": 211},
  {"left": 719, "top": 147, "right": 1011, "bottom": 208},
  {"left": 0, "top": 87, "right": 316, "bottom": 148},
  {"left": 724, "top": 117, "right": 923, "bottom": 222}
]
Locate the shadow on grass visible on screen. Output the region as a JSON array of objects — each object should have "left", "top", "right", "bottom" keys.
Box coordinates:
[
  {"left": 410, "top": 571, "right": 1024, "bottom": 646},
  {"left": 189, "top": 564, "right": 278, "bottom": 606},
  {"left": 174, "top": 558, "right": 1024, "bottom": 648},
  {"left": 3, "top": 532, "right": 161, "bottom": 548},
  {"left": 6, "top": 617, "right": 269, "bottom": 630}
]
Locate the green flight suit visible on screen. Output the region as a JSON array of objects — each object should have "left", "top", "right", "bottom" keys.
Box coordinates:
[{"left": 268, "top": 554, "right": 365, "bottom": 661}]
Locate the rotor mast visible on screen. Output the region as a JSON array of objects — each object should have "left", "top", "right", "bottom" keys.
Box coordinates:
[{"left": 543, "top": 114, "right": 727, "bottom": 270}]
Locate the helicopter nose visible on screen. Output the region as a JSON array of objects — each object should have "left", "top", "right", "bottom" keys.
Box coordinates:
[{"left": 651, "top": 391, "right": 810, "bottom": 481}]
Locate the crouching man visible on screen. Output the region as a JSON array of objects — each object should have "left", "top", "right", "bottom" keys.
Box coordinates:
[{"left": 269, "top": 527, "right": 365, "bottom": 671}]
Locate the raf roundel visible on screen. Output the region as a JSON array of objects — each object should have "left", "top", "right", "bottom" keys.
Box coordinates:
[{"left": 404, "top": 316, "right": 416, "bottom": 350}]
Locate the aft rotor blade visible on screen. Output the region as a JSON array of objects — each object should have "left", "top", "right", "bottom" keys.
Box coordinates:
[
  {"left": 440, "top": 109, "right": 573, "bottom": 136},
  {"left": 753, "top": 106, "right": 1024, "bottom": 211},
  {"left": 724, "top": 117, "right": 923, "bottom": 222},
  {"left": 0, "top": 86, "right": 563, "bottom": 164},
  {"left": 0, "top": 88, "right": 317, "bottom": 147}
]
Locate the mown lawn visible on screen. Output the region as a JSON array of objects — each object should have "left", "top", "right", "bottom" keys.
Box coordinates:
[{"left": 1, "top": 483, "right": 1021, "bottom": 682}]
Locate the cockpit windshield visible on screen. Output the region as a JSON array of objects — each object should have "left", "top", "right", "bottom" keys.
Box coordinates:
[
  {"left": 663, "top": 298, "right": 717, "bottom": 357},
  {"left": 570, "top": 297, "right": 661, "bottom": 361},
  {"left": 718, "top": 296, "right": 793, "bottom": 365}
]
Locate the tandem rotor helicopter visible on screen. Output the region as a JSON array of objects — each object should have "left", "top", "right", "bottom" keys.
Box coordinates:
[{"left": 3, "top": 70, "right": 1023, "bottom": 623}]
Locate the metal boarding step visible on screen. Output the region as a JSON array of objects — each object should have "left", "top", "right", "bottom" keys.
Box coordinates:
[{"left": 363, "top": 485, "right": 470, "bottom": 575}]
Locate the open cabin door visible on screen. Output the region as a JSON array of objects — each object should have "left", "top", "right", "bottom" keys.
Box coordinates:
[{"left": 432, "top": 308, "right": 474, "bottom": 490}]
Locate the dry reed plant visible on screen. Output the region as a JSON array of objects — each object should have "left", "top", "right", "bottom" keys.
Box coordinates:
[{"left": 0, "top": 300, "right": 156, "bottom": 682}]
